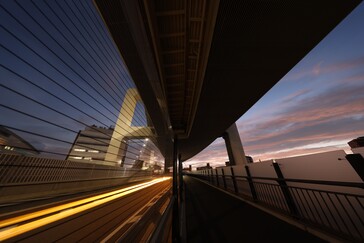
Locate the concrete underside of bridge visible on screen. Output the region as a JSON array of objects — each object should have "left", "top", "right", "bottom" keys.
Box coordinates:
[{"left": 95, "top": 0, "right": 361, "bottom": 165}]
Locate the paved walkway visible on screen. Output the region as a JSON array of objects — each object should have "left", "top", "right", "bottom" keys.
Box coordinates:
[{"left": 184, "top": 176, "right": 327, "bottom": 243}]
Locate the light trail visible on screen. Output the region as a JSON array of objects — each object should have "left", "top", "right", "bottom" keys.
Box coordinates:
[
  {"left": 0, "top": 178, "right": 170, "bottom": 229},
  {"left": 0, "top": 177, "right": 171, "bottom": 241}
]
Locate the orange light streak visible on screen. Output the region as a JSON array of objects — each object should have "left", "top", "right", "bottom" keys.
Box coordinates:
[{"left": 0, "top": 177, "right": 171, "bottom": 241}]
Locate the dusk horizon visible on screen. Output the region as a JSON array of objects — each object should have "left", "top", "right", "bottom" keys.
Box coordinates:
[{"left": 185, "top": 1, "right": 364, "bottom": 168}]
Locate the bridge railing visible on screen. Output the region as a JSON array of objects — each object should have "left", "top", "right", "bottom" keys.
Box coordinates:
[
  {"left": 0, "top": 154, "right": 154, "bottom": 204},
  {"left": 0, "top": 154, "right": 152, "bottom": 185},
  {"left": 186, "top": 167, "right": 364, "bottom": 242}
]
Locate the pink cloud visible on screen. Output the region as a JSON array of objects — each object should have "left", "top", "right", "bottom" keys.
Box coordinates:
[
  {"left": 313, "top": 61, "right": 323, "bottom": 75},
  {"left": 250, "top": 130, "right": 364, "bottom": 162},
  {"left": 187, "top": 61, "right": 364, "bottom": 167},
  {"left": 237, "top": 82, "right": 364, "bottom": 162},
  {"left": 240, "top": 100, "right": 364, "bottom": 147},
  {"left": 280, "top": 88, "right": 312, "bottom": 104},
  {"left": 283, "top": 56, "right": 364, "bottom": 81}
]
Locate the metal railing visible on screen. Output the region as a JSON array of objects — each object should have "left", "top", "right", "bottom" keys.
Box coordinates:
[{"left": 187, "top": 166, "right": 364, "bottom": 242}]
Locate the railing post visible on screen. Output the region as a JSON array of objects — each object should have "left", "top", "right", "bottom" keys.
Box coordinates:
[
  {"left": 178, "top": 154, "right": 183, "bottom": 203},
  {"left": 172, "top": 136, "right": 180, "bottom": 243},
  {"left": 245, "top": 166, "right": 257, "bottom": 201},
  {"left": 178, "top": 154, "right": 186, "bottom": 243},
  {"left": 230, "top": 167, "right": 238, "bottom": 193},
  {"left": 215, "top": 169, "right": 219, "bottom": 186},
  {"left": 210, "top": 169, "right": 215, "bottom": 184},
  {"left": 221, "top": 168, "right": 227, "bottom": 190},
  {"left": 272, "top": 162, "right": 300, "bottom": 217}
]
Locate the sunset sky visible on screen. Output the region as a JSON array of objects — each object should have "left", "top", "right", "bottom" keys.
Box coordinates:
[
  {"left": 185, "top": 2, "right": 364, "bottom": 168},
  {"left": 1, "top": 1, "right": 363, "bottom": 169}
]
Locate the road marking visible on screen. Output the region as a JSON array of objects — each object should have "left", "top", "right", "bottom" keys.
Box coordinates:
[
  {"left": 101, "top": 185, "right": 172, "bottom": 243},
  {"left": 146, "top": 202, "right": 155, "bottom": 207},
  {"left": 128, "top": 215, "right": 141, "bottom": 224}
]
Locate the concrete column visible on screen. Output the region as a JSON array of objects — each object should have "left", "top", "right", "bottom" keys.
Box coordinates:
[
  {"left": 105, "top": 88, "right": 141, "bottom": 165},
  {"left": 147, "top": 150, "right": 155, "bottom": 168},
  {"left": 222, "top": 123, "right": 247, "bottom": 166},
  {"left": 119, "top": 141, "right": 128, "bottom": 167},
  {"left": 164, "top": 155, "right": 173, "bottom": 173}
]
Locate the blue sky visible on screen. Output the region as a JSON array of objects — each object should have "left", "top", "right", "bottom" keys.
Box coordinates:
[{"left": 186, "top": 2, "right": 364, "bottom": 167}]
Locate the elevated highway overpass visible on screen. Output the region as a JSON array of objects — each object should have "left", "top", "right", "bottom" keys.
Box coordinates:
[{"left": 0, "top": 0, "right": 363, "bottom": 242}]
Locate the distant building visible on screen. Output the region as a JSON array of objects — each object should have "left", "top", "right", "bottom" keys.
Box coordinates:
[
  {"left": 348, "top": 137, "right": 364, "bottom": 148},
  {"left": 182, "top": 165, "right": 192, "bottom": 171},
  {"left": 153, "top": 164, "right": 162, "bottom": 170},
  {"left": 0, "top": 126, "right": 39, "bottom": 156},
  {"left": 225, "top": 155, "right": 253, "bottom": 165},
  {"left": 196, "top": 163, "right": 212, "bottom": 170},
  {"left": 348, "top": 136, "right": 364, "bottom": 156},
  {"left": 67, "top": 125, "right": 154, "bottom": 167},
  {"left": 183, "top": 165, "right": 192, "bottom": 172},
  {"left": 67, "top": 125, "right": 115, "bottom": 165},
  {"left": 246, "top": 155, "right": 254, "bottom": 163},
  {"left": 132, "top": 159, "right": 144, "bottom": 169}
]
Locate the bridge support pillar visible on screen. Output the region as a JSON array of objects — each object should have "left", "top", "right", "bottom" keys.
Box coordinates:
[
  {"left": 172, "top": 136, "right": 180, "bottom": 243},
  {"left": 222, "top": 123, "right": 247, "bottom": 165},
  {"left": 146, "top": 150, "right": 154, "bottom": 168},
  {"left": 105, "top": 88, "right": 152, "bottom": 166},
  {"left": 105, "top": 89, "right": 140, "bottom": 165}
]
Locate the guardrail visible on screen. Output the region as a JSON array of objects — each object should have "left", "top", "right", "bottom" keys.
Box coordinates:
[
  {"left": 0, "top": 154, "right": 152, "bottom": 185},
  {"left": 0, "top": 154, "right": 154, "bottom": 204},
  {"left": 187, "top": 166, "right": 364, "bottom": 242}
]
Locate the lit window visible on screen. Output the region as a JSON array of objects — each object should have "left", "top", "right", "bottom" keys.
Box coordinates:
[
  {"left": 74, "top": 148, "right": 86, "bottom": 152},
  {"left": 71, "top": 156, "right": 82, "bottom": 160},
  {"left": 88, "top": 150, "right": 99, "bottom": 153}
]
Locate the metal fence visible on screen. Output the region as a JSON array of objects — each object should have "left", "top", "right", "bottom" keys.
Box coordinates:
[
  {"left": 0, "top": 154, "right": 152, "bottom": 185},
  {"left": 187, "top": 166, "right": 364, "bottom": 242}
]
